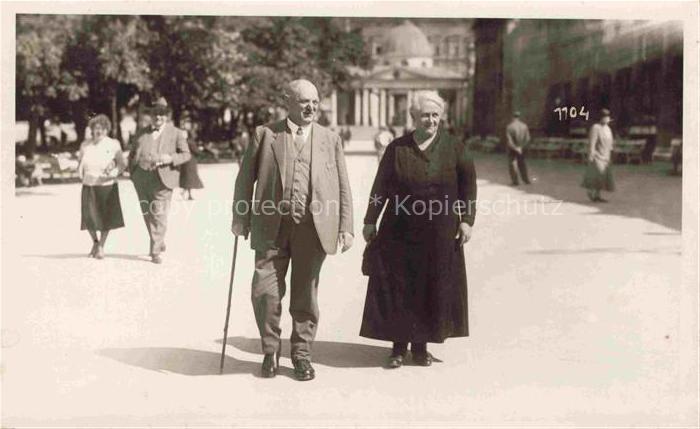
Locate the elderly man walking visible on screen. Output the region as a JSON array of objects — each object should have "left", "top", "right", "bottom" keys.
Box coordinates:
[
  {"left": 128, "top": 98, "right": 191, "bottom": 264},
  {"left": 231, "top": 79, "right": 354, "bottom": 381},
  {"left": 505, "top": 111, "right": 531, "bottom": 186}
]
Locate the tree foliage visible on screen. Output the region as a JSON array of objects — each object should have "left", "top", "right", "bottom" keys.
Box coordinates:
[{"left": 15, "top": 15, "right": 368, "bottom": 149}]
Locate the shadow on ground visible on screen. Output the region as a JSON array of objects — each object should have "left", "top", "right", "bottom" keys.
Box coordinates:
[
  {"left": 97, "top": 347, "right": 260, "bottom": 376},
  {"left": 472, "top": 152, "right": 682, "bottom": 231},
  {"left": 526, "top": 246, "right": 681, "bottom": 256},
  {"left": 219, "top": 336, "right": 392, "bottom": 369},
  {"left": 23, "top": 253, "right": 148, "bottom": 262}
]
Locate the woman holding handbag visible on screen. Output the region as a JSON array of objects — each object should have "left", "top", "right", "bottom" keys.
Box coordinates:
[{"left": 360, "top": 91, "right": 478, "bottom": 368}]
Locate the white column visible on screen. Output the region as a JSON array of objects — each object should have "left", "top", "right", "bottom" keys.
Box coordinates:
[
  {"left": 406, "top": 90, "right": 414, "bottom": 129},
  {"left": 362, "top": 88, "right": 369, "bottom": 126},
  {"left": 379, "top": 89, "right": 387, "bottom": 126},
  {"left": 370, "top": 90, "right": 379, "bottom": 126},
  {"left": 388, "top": 93, "right": 395, "bottom": 126},
  {"left": 330, "top": 90, "right": 338, "bottom": 127},
  {"left": 354, "top": 90, "right": 361, "bottom": 125}
]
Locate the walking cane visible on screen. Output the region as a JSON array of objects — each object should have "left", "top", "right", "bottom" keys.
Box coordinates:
[{"left": 219, "top": 235, "right": 239, "bottom": 374}]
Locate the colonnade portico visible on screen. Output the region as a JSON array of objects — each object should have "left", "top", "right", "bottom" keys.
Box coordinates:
[
  {"left": 347, "top": 87, "right": 415, "bottom": 128},
  {"left": 328, "top": 70, "right": 467, "bottom": 128}
]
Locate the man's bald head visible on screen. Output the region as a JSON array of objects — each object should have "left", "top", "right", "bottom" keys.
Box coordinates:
[{"left": 285, "top": 79, "right": 320, "bottom": 126}]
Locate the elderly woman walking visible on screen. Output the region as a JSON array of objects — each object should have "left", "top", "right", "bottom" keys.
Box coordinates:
[
  {"left": 360, "top": 91, "right": 478, "bottom": 368},
  {"left": 78, "top": 114, "right": 126, "bottom": 259},
  {"left": 582, "top": 108, "right": 615, "bottom": 202}
]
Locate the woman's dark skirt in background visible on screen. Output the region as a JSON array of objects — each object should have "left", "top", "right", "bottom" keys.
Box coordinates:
[
  {"left": 581, "top": 160, "right": 615, "bottom": 192},
  {"left": 81, "top": 183, "right": 125, "bottom": 231},
  {"left": 179, "top": 158, "right": 204, "bottom": 190}
]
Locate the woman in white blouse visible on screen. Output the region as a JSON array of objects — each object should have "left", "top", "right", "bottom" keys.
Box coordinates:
[{"left": 78, "top": 114, "right": 126, "bottom": 259}]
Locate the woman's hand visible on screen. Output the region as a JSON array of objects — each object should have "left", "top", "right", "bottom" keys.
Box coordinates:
[
  {"left": 362, "top": 224, "right": 377, "bottom": 243},
  {"left": 455, "top": 222, "right": 472, "bottom": 246}
]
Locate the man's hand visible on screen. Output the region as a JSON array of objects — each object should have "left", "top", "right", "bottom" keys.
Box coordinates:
[
  {"left": 362, "top": 224, "right": 377, "bottom": 243},
  {"left": 231, "top": 222, "right": 250, "bottom": 239},
  {"left": 455, "top": 222, "right": 472, "bottom": 246},
  {"left": 159, "top": 153, "right": 173, "bottom": 165},
  {"left": 515, "top": 147, "right": 523, "bottom": 155},
  {"left": 338, "top": 232, "right": 353, "bottom": 253}
]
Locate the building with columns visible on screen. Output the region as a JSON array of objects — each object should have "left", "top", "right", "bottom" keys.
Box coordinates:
[{"left": 324, "top": 19, "right": 473, "bottom": 130}]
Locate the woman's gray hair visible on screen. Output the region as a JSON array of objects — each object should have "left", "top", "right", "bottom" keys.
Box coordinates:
[{"left": 409, "top": 91, "right": 446, "bottom": 116}]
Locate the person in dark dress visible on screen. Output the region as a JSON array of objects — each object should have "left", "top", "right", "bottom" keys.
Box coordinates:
[
  {"left": 361, "top": 91, "right": 478, "bottom": 368},
  {"left": 179, "top": 115, "right": 204, "bottom": 200}
]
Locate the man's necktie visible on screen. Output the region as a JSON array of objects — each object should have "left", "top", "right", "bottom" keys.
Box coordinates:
[{"left": 294, "top": 127, "right": 305, "bottom": 152}]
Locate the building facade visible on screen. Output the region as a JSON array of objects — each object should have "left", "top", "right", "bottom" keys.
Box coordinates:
[
  {"left": 325, "top": 18, "right": 474, "bottom": 130},
  {"left": 473, "top": 19, "right": 683, "bottom": 148}
]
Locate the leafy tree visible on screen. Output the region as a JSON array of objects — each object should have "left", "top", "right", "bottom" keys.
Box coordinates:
[
  {"left": 84, "top": 16, "right": 153, "bottom": 142},
  {"left": 237, "top": 17, "right": 369, "bottom": 123},
  {"left": 144, "top": 16, "right": 245, "bottom": 125},
  {"left": 16, "top": 15, "right": 86, "bottom": 153}
]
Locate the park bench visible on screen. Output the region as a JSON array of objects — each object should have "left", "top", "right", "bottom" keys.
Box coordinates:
[
  {"left": 465, "top": 136, "right": 499, "bottom": 153},
  {"left": 560, "top": 138, "right": 588, "bottom": 161},
  {"left": 627, "top": 124, "right": 657, "bottom": 163},
  {"left": 527, "top": 137, "right": 564, "bottom": 159},
  {"left": 614, "top": 139, "right": 646, "bottom": 164}
]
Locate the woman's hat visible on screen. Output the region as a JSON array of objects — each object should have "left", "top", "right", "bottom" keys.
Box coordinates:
[{"left": 600, "top": 108, "right": 612, "bottom": 118}]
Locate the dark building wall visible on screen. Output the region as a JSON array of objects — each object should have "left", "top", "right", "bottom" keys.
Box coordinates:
[
  {"left": 472, "top": 19, "right": 507, "bottom": 138},
  {"left": 504, "top": 19, "right": 683, "bottom": 146},
  {"left": 473, "top": 19, "right": 683, "bottom": 147}
]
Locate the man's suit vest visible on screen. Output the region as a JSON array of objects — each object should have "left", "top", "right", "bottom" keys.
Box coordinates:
[{"left": 282, "top": 129, "right": 312, "bottom": 223}]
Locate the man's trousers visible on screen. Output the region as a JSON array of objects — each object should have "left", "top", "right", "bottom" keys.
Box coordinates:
[
  {"left": 508, "top": 149, "right": 531, "bottom": 185},
  {"left": 251, "top": 216, "right": 327, "bottom": 361},
  {"left": 131, "top": 168, "right": 173, "bottom": 257}
]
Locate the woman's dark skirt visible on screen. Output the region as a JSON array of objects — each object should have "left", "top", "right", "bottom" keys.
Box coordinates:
[
  {"left": 180, "top": 158, "right": 204, "bottom": 189},
  {"left": 360, "top": 219, "right": 470, "bottom": 344},
  {"left": 81, "top": 183, "right": 125, "bottom": 231},
  {"left": 581, "top": 160, "right": 615, "bottom": 192}
]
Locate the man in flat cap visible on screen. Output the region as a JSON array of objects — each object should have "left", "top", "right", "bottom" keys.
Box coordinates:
[
  {"left": 505, "top": 111, "right": 532, "bottom": 186},
  {"left": 231, "top": 79, "right": 354, "bottom": 381},
  {"left": 128, "top": 97, "right": 191, "bottom": 264}
]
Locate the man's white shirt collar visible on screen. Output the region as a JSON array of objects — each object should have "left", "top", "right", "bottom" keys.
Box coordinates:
[{"left": 287, "top": 118, "right": 311, "bottom": 142}]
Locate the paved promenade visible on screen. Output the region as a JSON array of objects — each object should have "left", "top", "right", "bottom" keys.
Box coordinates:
[{"left": 2, "top": 150, "right": 695, "bottom": 427}]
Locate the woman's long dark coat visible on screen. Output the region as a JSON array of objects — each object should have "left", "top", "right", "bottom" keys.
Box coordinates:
[{"left": 360, "top": 129, "right": 477, "bottom": 343}]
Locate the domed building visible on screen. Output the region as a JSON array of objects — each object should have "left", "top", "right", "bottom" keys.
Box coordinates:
[
  {"left": 327, "top": 18, "right": 473, "bottom": 131},
  {"left": 382, "top": 20, "right": 434, "bottom": 68}
]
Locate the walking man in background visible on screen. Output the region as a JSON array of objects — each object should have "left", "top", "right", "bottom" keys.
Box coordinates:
[
  {"left": 128, "top": 98, "right": 191, "bottom": 264},
  {"left": 505, "top": 111, "right": 531, "bottom": 186},
  {"left": 231, "top": 79, "right": 354, "bottom": 381}
]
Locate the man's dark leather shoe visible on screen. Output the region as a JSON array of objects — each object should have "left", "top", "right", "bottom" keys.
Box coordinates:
[
  {"left": 412, "top": 351, "right": 434, "bottom": 367},
  {"left": 151, "top": 254, "right": 162, "bottom": 264},
  {"left": 292, "top": 358, "right": 315, "bottom": 381},
  {"left": 261, "top": 353, "right": 279, "bottom": 378}
]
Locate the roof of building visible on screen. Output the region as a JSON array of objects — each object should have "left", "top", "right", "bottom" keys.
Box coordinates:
[
  {"left": 348, "top": 64, "right": 464, "bottom": 80},
  {"left": 383, "top": 20, "right": 433, "bottom": 60}
]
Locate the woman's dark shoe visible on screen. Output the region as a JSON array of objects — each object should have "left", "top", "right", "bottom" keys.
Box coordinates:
[
  {"left": 292, "top": 358, "right": 315, "bottom": 381},
  {"left": 595, "top": 197, "right": 609, "bottom": 203},
  {"left": 261, "top": 353, "right": 279, "bottom": 378},
  {"left": 89, "top": 241, "right": 99, "bottom": 258},
  {"left": 95, "top": 245, "right": 105, "bottom": 260},
  {"left": 386, "top": 353, "right": 405, "bottom": 369},
  {"left": 412, "top": 352, "right": 434, "bottom": 367}
]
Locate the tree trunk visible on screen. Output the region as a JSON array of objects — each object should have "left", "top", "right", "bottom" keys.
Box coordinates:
[
  {"left": 74, "top": 101, "right": 87, "bottom": 144},
  {"left": 26, "top": 108, "right": 39, "bottom": 157},
  {"left": 111, "top": 89, "right": 120, "bottom": 145}
]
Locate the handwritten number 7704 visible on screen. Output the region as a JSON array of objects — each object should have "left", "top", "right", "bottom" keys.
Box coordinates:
[{"left": 554, "top": 106, "right": 589, "bottom": 121}]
